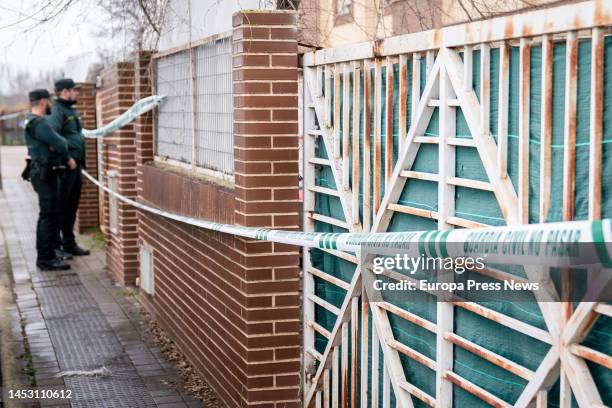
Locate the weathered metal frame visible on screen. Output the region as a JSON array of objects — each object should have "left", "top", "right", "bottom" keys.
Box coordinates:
[{"left": 302, "top": 1, "right": 612, "bottom": 407}]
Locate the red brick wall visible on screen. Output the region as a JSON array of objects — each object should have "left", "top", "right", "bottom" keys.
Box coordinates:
[
  {"left": 75, "top": 82, "right": 99, "bottom": 232},
  {"left": 232, "top": 11, "right": 301, "bottom": 406},
  {"left": 136, "top": 10, "right": 300, "bottom": 408},
  {"left": 96, "top": 62, "right": 139, "bottom": 285},
  {"left": 138, "top": 165, "right": 241, "bottom": 404}
]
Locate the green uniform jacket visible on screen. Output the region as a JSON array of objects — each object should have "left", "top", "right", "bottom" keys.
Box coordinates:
[
  {"left": 24, "top": 113, "right": 70, "bottom": 165},
  {"left": 47, "top": 98, "right": 85, "bottom": 164}
]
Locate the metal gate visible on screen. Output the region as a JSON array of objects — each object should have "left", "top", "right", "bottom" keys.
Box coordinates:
[{"left": 301, "top": 1, "right": 612, "bottom": 407}]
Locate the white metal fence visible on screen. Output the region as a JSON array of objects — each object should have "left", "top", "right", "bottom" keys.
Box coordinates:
[
  {"left": 154, "top": 34, "right": 234, "bottom": 176},
  {"left": 301, "top": 1, "right": 612, "bottom": 407}
]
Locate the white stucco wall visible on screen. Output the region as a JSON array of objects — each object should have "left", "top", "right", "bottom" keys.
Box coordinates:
[{"left": 158, "top": 0, "right": 274, "bottom": 51}]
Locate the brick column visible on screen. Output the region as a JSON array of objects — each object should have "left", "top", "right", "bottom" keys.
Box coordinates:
[
  {"left": 75, "top": 82, "right": 99, "bottom": 232},
  {"left": 97, "top": 62, "right": 139, "bottom": 285},
  {"left": 134, "top": 50, "right": 155, "bottom": 291},
  {"left": 233, "top": 10, "right": 301, "bottom": 407},
  {"left": 134, "top": 51, "right": 155, "bottom": 190}
]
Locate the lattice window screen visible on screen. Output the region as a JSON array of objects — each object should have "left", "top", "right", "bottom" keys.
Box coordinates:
[
  {"left": 154, "top": 36, "right": 233, "bottom": 175},
  {"left": 194, "top": 37, "right": 233, "bottom": 173},
  {"left": 155, "top": 50, "right": 193, "bottom": 163}
]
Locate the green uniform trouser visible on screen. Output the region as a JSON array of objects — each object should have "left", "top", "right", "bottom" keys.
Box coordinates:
[
  {"left": 58, "top": 164, "right": 82, "bottom": 249},
  {"left": 30, "top": 161, "right": 60, "bottom": 263}
]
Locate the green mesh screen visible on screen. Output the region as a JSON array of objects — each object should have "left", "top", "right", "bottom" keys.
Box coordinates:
[{"left": 309, "top": 38, "right": 612, "bottom": 407}]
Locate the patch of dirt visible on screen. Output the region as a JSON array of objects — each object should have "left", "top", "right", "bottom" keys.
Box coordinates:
[{"left": 142, "top": 312, "right": 223, "bottom": 407}]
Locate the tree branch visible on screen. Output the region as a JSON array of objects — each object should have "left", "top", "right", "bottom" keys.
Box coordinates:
[{"left": 138, "top": 0, "right": 160, "bottom": 35}]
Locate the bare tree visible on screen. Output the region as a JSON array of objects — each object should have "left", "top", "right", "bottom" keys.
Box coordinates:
[
  {"left": 93, "top": 0, "right": 168, "bottom": 63},
  {"left": 295, "top": 0, "right": 555, "bottom": 49},
  {"left": 0, "top": 0, "right": 169, "bottom": 111},
  {"left": 276, "top": 0, "right": 300, "bottom": 9},
  {"left": 0, "top": 64, "right": 60, "bottom": 107},
  {"left": 0, "top": 0, "right": 168, "bottom": 71},
  {"left": 0, "top": 0, "right": 76, "bottom": 34}
]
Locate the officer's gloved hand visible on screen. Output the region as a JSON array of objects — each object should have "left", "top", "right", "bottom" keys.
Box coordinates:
[{"left": 21, "top": 158, "right": 32, "bottom": 182}]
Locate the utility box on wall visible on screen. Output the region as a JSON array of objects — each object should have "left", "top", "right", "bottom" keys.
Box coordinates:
[{"left": 139, "top": 245, "right": 154, "bottom": 295}]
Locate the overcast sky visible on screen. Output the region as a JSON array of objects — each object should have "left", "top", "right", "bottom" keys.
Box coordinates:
[{"left": 0, "top": 0, "right": 105, "bottom": 84}]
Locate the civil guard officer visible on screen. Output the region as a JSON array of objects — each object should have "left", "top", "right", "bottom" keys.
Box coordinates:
[
  {"left": 25, "top": 89, "right": 77, "bottom": 270},
  {"left": 47, "top": 78, "right": 90, "bottom": 257}
]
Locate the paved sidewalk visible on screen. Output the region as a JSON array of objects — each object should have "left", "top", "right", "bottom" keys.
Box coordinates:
[{"left": 0, "top": 175, "right": 204, "bottom": 407}]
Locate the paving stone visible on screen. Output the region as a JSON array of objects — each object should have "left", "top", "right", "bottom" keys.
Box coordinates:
[
  {"left": 149, "top": 389, "right": 181, "bottom": 398},
  {"left": 0, "top": 179, "right": 204, "bottom": 408},
  {"left": 154, "top": 395, "right": 185, "bottom": 404}
]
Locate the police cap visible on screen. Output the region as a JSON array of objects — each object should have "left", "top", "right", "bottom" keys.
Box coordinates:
[
  {"left": 54, "top": 78, "right": 81, "bottom": 93},
  {"left": 29, "top": 89, "right": 51, "bottom": 102}
]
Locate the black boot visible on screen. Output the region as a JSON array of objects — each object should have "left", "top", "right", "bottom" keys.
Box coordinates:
[
  {"left": 37, "top": 258, "right": 71, "bottom": 271},
  {"left": 63, "top": 244, "right": 90, "bottom": 256},
  {"left": 55, "top": 248, "right": 74, "bottom": 260}
]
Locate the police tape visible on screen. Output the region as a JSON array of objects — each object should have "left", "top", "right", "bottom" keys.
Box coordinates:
[
  {"left": 81, "top": 169, "right": 612, "bottom": 268},
  {"left": 0, "top": 111, "right": 26, "bottom": 121},
  {"left": 82, "top": 95, "right": 167, "bottom": 139},
  {"left": 0, "top": 96, "right": 166, "bottom": 134}
]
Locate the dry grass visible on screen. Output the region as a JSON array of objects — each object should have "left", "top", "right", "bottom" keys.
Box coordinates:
[{"left": 142, "top": 311, "right": 224, "bottom": 407}]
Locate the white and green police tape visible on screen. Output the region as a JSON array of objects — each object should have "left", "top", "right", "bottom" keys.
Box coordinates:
[
  {"left": 82, "top": 95, "right": 166, "bottom": 139},
  {"left": 79, "top": 95, "right": 612, "bottom": 268},
  {"left": 0, "top": 111, "right": 26, "bottom": 121},
  {"left": 0, "top": 96, "right": 165, "bottom": 134},
  {"left": 83, "top": 168, "right": 612, "bottom": 268}
]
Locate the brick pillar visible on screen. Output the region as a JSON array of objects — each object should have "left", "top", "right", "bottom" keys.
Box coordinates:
[
  {"left": 97, "top": 62, "right": 139, "bottom": 285},
  {"left": 134, "top": 50, "right": 154, "bottom": 289},
  {"left": 75, "top": 82, "right": 99, "bottom": 232},
  {"left": 233, "top": 10, "right": 301, "bottom": 407},
  {"left": 134, "top": 51, "right": 155, "bottom": 189}
]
